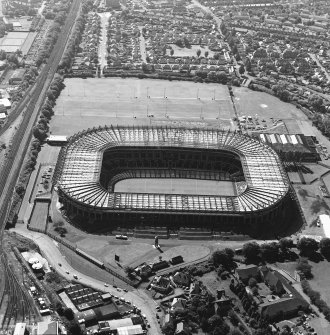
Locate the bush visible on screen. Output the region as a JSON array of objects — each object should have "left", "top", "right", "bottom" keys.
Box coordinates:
[
  {"left": 296, "top": 258, "right": 313, "bottom": 279},
  {"left": 54, "top": 227, "right": 67, "bottom": 235}
]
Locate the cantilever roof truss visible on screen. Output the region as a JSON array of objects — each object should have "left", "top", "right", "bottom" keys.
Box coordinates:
[{"left": 55, "top": 126, "right": 289, "bottom": 213}]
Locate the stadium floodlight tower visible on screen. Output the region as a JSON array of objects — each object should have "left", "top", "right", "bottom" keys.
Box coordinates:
[{"left": 54, "top": 125, "right": 291, "bottom": 237}]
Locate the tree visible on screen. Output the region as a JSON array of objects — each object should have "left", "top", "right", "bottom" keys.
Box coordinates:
[
  {"left": 66, "top": 320, "right": 83, "bottom": 335},
  {"left": 142, "top": 62, "right": 148, "bottom": 72},
  {"left": 56, "top": 302, "right": 64, "bottom": 315},
  {"left": 15, "top": 183, "right": 25, "bottom": 197},
  {"left": 248, "top": 277, "right": 257, "bottom": 288},
  {"left": 260, "top": 242, "right": 279, "bottom": 262},
  {"left": 296, "top": 258, "right": 313, "bottom": 279},
  {"left": 212, "top": 322, "right": 230, "bottom": 335},
  {"left": 211, "top": 248, "right": 234, "bottom": 269},
  {"left": 242, "top": 242, "right": 260, "bottom": 262},
  {"left": 183, "top": 37, "right": 191, "bottom": 48},
  {"left": 239, "top": 64, "right": 245, "bottom": 75},
  {"left": 63, "top": 308, "right": 74, "bottom": 320},
  {"left": 208, "top": 315, "right": 222, "bottom": 331},
  {"left": 125, "top": 266, "right": 135, "bottom": 278},
  {"left": 308, "top": 95, "right": 325, "bottom": 113},
  {"left": 297, "top": 237, "right": 319, "bottom": 256},
  {"left": 279, "top": 237, "right": 294, "bottom": 251},
  {"left": 216, "top": 71, "right": 227, "bottom": 84},
  {"left": 205, "top": 51, "right": 209, "bottom": 58},
  {"left": 320, "top": 237, "right": 330, "bottom": 258},
  {"left": 162, "top": 322, "right": 175, "bottom": 335},
  {"left": 175, "top": 39, "right": 184, "bottom": 48},
  {"left": 197, "top": 49, "right": 201, "bottom": 57}
]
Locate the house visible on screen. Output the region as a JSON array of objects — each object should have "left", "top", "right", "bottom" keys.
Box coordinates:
[
  {"left": 9, "top": 68, "right": 26, "bottom": 85},
  {"left": 263, "top": 270, "right": 285, "bottom": 295},
  {"left": 214, "top": 289, "right": 231, "bottom": 314},
  {"left": 175, "top": 322, "right": 190, "bottom": 334},
  {"left": 171, "top": 272, "right": 190, "bottom": 287},
  {"left": 163, "top": 313, "right": 173, "bottom": 327},
  {"left": 171, "top": 298, "right": 187, "bottom": 313},
  {"left": 151, "top": 276, "right": 172, "bottom": 294},
  {"left": 236, "top": 265, "right": 259, "bottom": 283},
  {"left": 189, "top": 282, "right": 201, "bottom": 296},
  {"left": 258, "top": 296, "right": 307, "bottom": 321}
]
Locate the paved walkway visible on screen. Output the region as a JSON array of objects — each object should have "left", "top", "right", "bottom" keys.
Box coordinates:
[{"left": 12, "top": 227, "right": 162, "bottom": 334}]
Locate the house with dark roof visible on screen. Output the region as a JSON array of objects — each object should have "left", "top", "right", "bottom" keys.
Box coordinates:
[
  {"left": 171, "top": 272, "right": 190, "bottom": 287},
  {"left": 151, "top": 276, "right": 172, "bottom": 294},
  {"left": 171, "top": 298, "right": 187, "bottom": 313},
  {"left": 236, "top": 265, "right": 259, "bottom": 283},
  {"left": 257, "top": 268, "right": 309, "bottom": 321},
  {"left": 264, "top": 270, "right": 285, "bottom": 295},
  {"left": 258, "top": 296, "right": 307, "bottom": 321}
]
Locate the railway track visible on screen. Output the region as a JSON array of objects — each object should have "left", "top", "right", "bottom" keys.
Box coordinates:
[{"left": 0, "top": 0, "right": 81, "bottom": 327}]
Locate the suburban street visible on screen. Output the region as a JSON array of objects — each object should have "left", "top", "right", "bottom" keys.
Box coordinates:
[
  {"left": 98, "top": 12, "right": 111, "bottom": 75},
  {"left": 309, "top": 53, "right": 330, "bottom": 83}
]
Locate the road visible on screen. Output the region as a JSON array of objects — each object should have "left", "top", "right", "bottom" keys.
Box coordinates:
[
  {"left": 309, "top": 53, "right": 330, "bottom": 83},
  {"left": 12, "top": 227, "right": 162, "bottom": 334},
  {"left": 98, "top": 12, "right": 111, "bottom": 75}
]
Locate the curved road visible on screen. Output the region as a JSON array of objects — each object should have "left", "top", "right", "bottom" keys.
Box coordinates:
[{"left": 13, "top": 228, "right": 162, "bottom": 334}]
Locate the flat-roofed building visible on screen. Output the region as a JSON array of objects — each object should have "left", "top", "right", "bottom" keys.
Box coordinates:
[
  {"left": 13, "top": 323, "right": 26, "bottom": 335},
  {"left": 37, "top": 321, "right": 59, "bottom": 335}
]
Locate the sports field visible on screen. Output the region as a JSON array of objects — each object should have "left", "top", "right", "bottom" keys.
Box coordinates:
[
  {"left": 51, "top": 78, "right": 311, "bottom": 137},
  {"left": 114, "top": 178, "right": 235, "bottom": 196},
  {"left": 50, "top": 78, "right": 235, "bottom": 135}
]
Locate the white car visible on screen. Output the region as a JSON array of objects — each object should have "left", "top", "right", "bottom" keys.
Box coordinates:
[{"left": 104, "top": 283, "right": 109, "bottom": 287}]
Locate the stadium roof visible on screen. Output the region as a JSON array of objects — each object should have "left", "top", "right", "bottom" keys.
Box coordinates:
[{"left": 55, "top": 126, "right": 289, "bottom": 213}]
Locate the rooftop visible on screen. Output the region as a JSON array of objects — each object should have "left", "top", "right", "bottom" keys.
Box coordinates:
[{"left": 55, "top": 126, "right": 289, "bottom": 214}]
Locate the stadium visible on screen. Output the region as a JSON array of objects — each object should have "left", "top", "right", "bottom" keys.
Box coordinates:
[{"left": 54, "top": 126, "right": 294, "bottom": 237}]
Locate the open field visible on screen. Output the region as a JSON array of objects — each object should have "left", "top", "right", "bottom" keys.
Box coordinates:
[
  {"left": 167, "top": 44, "right": 215, "bottom": 57},
  {"left": 75, "top": 237, "right": 210, "bottom": 269},
  {"left": 115, "top": 179, "right": 235, "bottom": 196},
  {"left": 51, "top": 78, "right": 236, "bottom": 135},
  {"left": 233, "top": 87, "right": 308, "bottom": 121},
  {"left": 51, "top": 78, "right": 313, "bottom": 138}
]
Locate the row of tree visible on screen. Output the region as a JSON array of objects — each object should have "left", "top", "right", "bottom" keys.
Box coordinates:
[
  {"left": 301, "top": 279, "right": 330, "bottom": 322},
  {"left": 33, "top": 75, "right": 65, "bottom": 141},
  {"left": 58, "top": 0, "right": 94, "bottom": 72},
  {"left": 35, "top": 8, "right": 72, "bottom": 67}
]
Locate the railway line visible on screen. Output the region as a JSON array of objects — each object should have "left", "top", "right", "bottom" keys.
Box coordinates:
[{"left": 0, "top": 0, "right": 81, "bottom": 328}]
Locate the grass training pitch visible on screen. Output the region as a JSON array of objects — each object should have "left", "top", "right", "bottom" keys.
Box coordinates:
[{"left": 51, "top": 78, "right": 310, "bottom": 138}]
